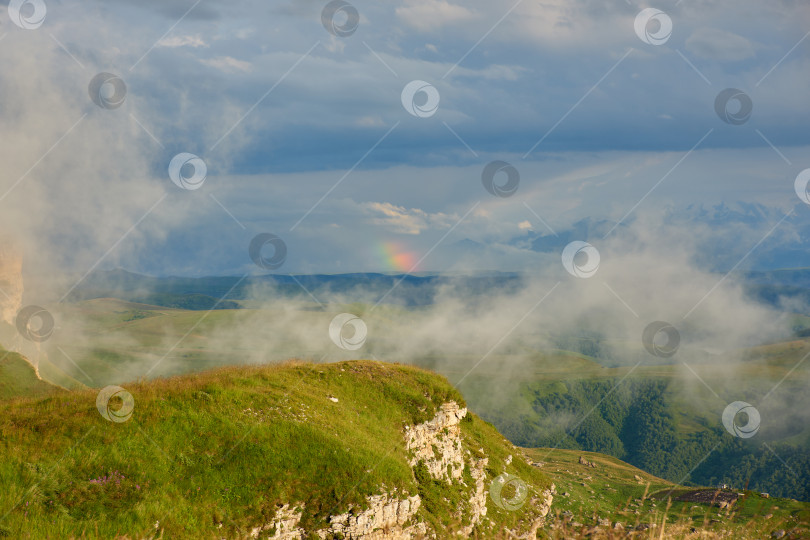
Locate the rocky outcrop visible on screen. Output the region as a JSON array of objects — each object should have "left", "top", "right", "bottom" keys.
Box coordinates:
[
  {"left": 464, "top": 456, "right": 489, "bottom": 535},
  {"left": 524, "top": 484, "right": 556, "bottom": 539},
  {"left": 578, "top": 456, "right": 596, "bottom": 468},
  {"left": 404, "top": 401, "right": 467, "bottom": 481},
  {"left": 251, "top": 401, "right": 553, "bottom": 539},
  {"left": 319, "top": 493, "right": 425, "bottom": 539},
  {"left": 253, "top": 504, "right": 304, "bottom": 540},
  {"left": 253, "top": 493, "right": 425, "bottom": 540},
  {"left": 404, "top": 401, "right": 491, "bottom": 534}
]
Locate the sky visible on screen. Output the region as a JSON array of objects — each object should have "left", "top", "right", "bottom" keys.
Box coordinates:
[{"left": 1, "top": 0, "right": 809, "bottom": 277}]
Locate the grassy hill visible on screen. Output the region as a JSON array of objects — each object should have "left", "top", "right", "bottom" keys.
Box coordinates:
[
  {"left": 528, "top": 448, "right": 809, "bottom": 538},
  {"left": 0, "top": 350, "right": 61, "bottom": 401},
  {"left": 1, "top": 358, "right": 806, "bottom": 538},
  {"left": 0, "top": 360, "right": 552, "bottom": 538},
  {"left": 457, "top": 351, "right": 810, "bottom": 503},
  {"left": 29, "top": 298, "right": 810, "bottom": 505}
]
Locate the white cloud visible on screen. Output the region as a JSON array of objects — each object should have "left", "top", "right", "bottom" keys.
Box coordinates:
[
  {"left": 685, "top": 28, "right": 756, "bottom": 62},
  {"left": 396, "top": 0, "right": 477, "bottom": 31},
  {"left": 158, "top": 34, "right": 208, "bottom": 48},
  {"left": 363, "top": 202, "right": 456, "bottom": 235},
  {"left": 201, "top": 56, "right": 252, "bottom": 73}
]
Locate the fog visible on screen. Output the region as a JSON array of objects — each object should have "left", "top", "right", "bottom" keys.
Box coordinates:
[{"left": 0, "top": 13, "right": 805, "bottom": 442}]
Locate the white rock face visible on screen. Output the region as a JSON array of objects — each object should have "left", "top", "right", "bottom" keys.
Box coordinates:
[
  {"left": 405, "top": 401, "right": 467, "bottom": 481},
  {"left": 252, "top": 401, "right": 552, "bottom": 539},
  {"left": 254, "top": 494, "right": 424, "bottom": 540},
  {"left": 404, "top": 401, "right": 489, "bottom": 535},
  {"left": 523, "top": 483, "right": 556, "bottom": 539},
  {"left": 318, "top": 493, "right": 425, "bottom": 539},
  {"left": 253, "top": 504, "right": 304, "bottom": 540},
  {"left": 461, "top": 455, "right": 489, "bottom": 536}
]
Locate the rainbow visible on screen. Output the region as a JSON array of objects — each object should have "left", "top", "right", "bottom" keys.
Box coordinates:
[{"left": 378, "top": 242, "right": 418, "bottom": 273}]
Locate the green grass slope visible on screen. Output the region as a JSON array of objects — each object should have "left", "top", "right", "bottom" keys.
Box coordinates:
[
  {"left": 32, "top": 298, "right": 810, "bottom": 505},
  {"left": 0, "top": 360, "right": 551, "bottom": 539},
  {"left": 0, "top": 350, "right": 60, "bottom": 401},
  {"left": 47, "top": 300, "right": 332, "bottom": 386},
  {"left": 526, "top": 448, "right": 810, "bottom": 539},
  {"left": 453, "top": 346, "right": 810, "bottom": 503},
  {"left": 35, "top": 356, "right": 89, "bottom": 391}
]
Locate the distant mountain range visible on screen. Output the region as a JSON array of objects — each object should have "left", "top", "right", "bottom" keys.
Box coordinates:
[
  {"left": 67, "top": 268, "right": 527, "bottom": 309},
  {"left": 61, "top": 201, "right": 810, "bottom": 314},
  {"left": 67, "top": 266, "right": 810, "bottom": 318},
  {"left": 61, "top": 271, "right": 810, "bottom": 329}
]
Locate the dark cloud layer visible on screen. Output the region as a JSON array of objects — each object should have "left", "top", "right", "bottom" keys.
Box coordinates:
[{"left": 0, "top": 0, "right": 807, "bottom": 275}]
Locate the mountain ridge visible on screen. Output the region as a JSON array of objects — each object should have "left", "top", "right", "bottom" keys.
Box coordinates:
[
  {"left": 0, "top": 360, "right": 553, "bottom": 538},
  {"left": 1, "top": 359, "right": 806, "bottom": 538}
]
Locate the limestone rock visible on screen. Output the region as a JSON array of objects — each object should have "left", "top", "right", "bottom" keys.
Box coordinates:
[
  {"left": 254, "top": 504, "right": 304, "bottom": 539},
  {"left": 254, "top": 495, "right": 425, "bottom": 540},
  {"left": 322, "top": 493, "right": 424, "bottom": 539},
  {"left": 459, "top": 455, "right": 488, "bottom": 536},
  {"left": 405, "top": 401, "right": 467, "bottom": 482},
  {"left": 523, "top": 483, "right": 556, "bottom": 539},
  {"left": 251, "top": 402, "right": 553, "bottom": 539}
]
